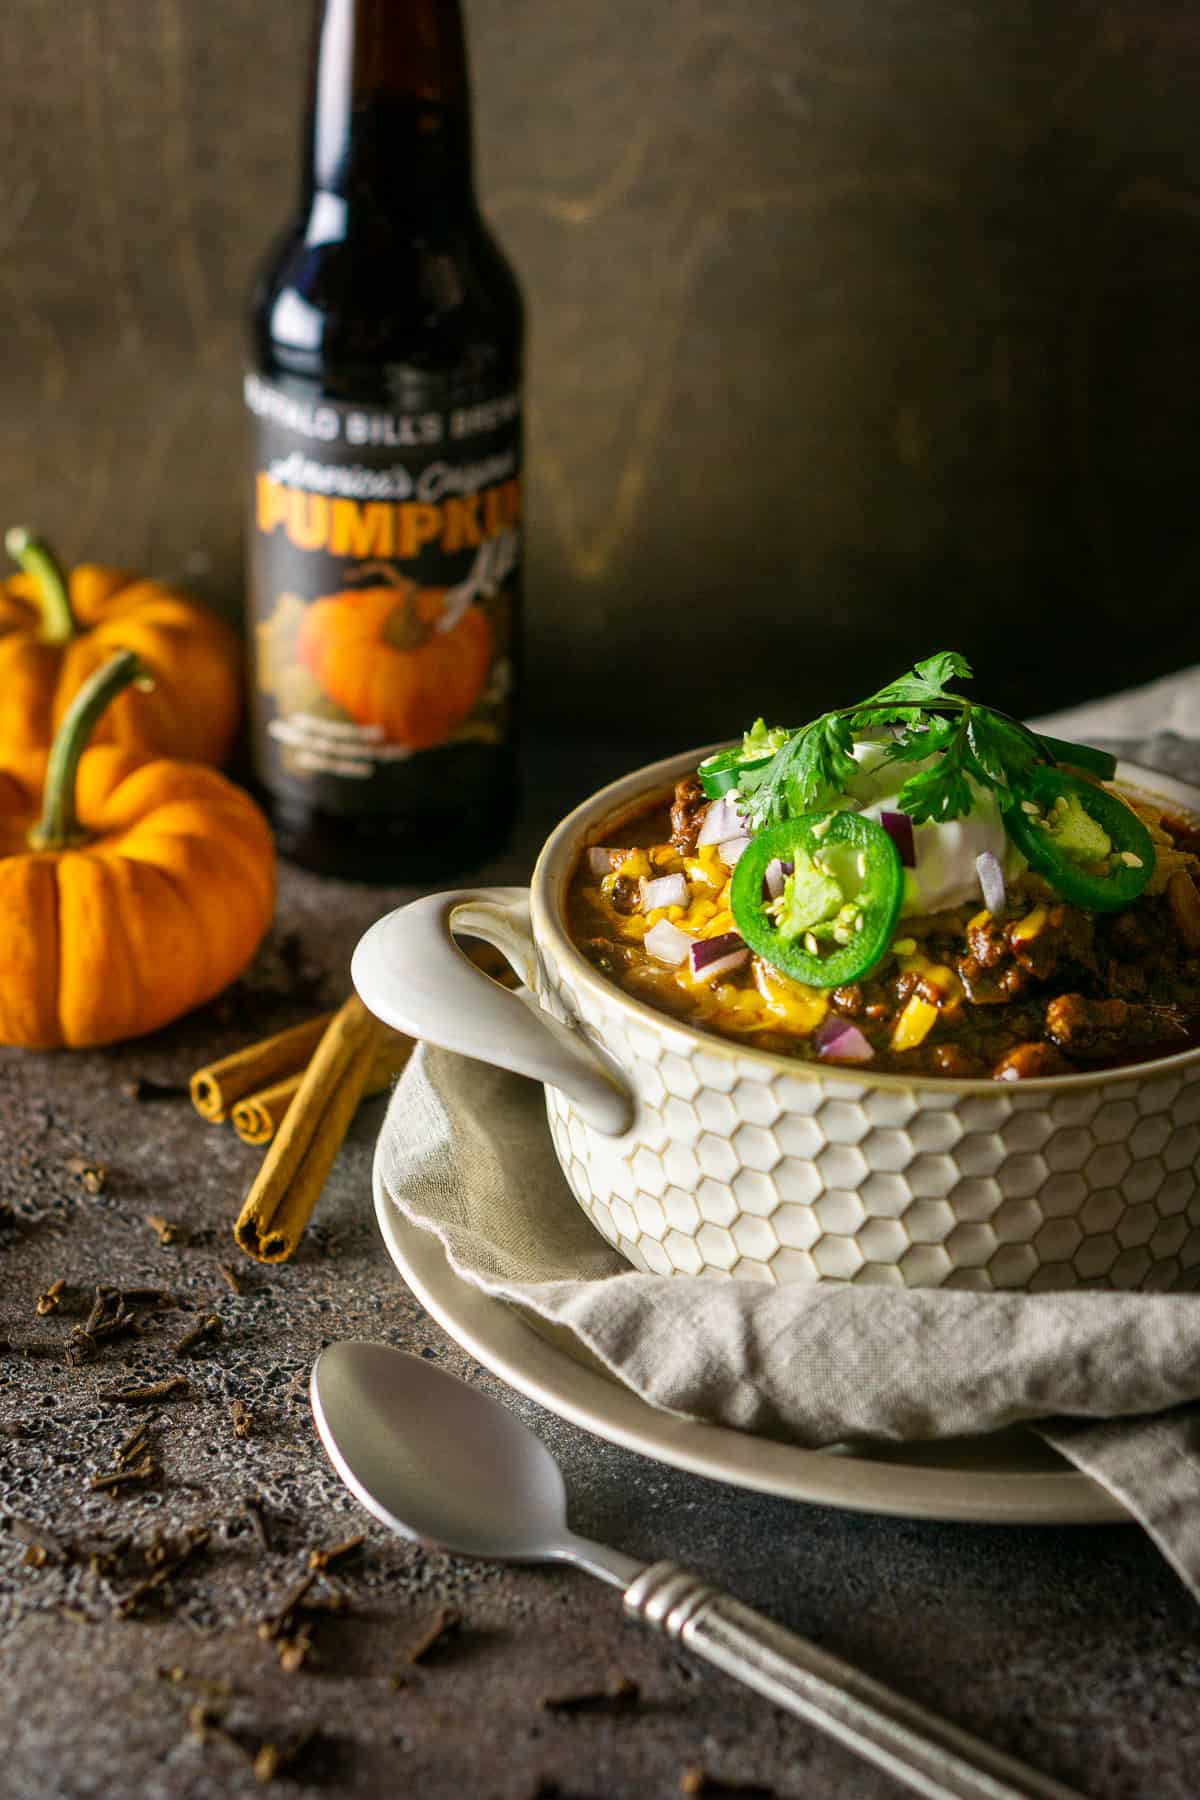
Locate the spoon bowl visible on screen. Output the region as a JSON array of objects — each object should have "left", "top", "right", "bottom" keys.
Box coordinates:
[{"left": 311, "top": 1340, "right": 638, "bottom": 1584}]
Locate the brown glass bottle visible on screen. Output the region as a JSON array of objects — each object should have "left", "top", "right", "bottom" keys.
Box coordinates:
[{"left": 246, "top": 0, "right": 523, "bottom": 882}]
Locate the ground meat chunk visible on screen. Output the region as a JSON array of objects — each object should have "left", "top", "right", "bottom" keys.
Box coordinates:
[
  {"left": 965, "top": 914, "right": 1008, "bottom": 970},
  {"left": 993, "top": 1042, "right": 1071, "bottom": 1081},
  {"left": 669, "top": 776, "right": 708, "bottom": 855},
  {"left": 609, "top": 874, "right": 642, "bottom": 915},
  {"left": 1044, "top": 993, "right": 1187, "bottom": 1059},
  {"left": 832, "top": 984, "right": 864, "bottom": 1016},
  {"left": 1006, "top": 904, "right": 1095, "bottom": 981},
  {"left": 957, "top": 957, "right": 1029, "bottom": 1005}
]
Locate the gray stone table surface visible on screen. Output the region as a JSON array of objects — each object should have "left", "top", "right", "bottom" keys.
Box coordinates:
[{"left": 2, "top": 742, "right": 1199, "bottom": 1800}]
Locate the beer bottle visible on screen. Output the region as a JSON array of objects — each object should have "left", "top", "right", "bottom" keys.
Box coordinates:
[{"left": 246, "top": 0, "right": 524, "bottom": 881}]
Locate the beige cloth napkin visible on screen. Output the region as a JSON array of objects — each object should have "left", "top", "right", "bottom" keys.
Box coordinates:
[{"left": 378, "top": 667, "right": 1200, "bottom": 1599}]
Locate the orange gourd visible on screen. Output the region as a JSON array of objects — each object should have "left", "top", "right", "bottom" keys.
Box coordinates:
[
  {"left": 0, "top": 651, "right": 275, "bottom": 1049},
  {"left": 0, "top": 528, "right": 241, "bottom": 763},
  {"left": 296, "top": 575, "right": 492, "bottom": 750}
]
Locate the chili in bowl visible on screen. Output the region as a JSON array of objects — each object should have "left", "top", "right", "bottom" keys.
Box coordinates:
[{"left": 352, "top": 654, "right": 1200, "bottom": 1293}]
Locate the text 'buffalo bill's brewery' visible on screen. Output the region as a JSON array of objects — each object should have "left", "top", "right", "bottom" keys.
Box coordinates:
[{"left": 246, "top": 0, "right": 524, "bottom": 879}]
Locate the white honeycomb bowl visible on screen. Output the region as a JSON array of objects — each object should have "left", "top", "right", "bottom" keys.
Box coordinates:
[
  {"left": 529, "top": 748, "right": 1200, "bottom": 1291},
  {"left": 353, "top": 745, "right": 1200, "bottom": 1292}
]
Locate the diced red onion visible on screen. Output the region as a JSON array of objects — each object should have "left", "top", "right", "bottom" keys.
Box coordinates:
[
  {"left": 976, "top": 850, "right": 1006, "bottom": 917},
  {"left": 697, "top": 793, "right": 744, "bottom": 846},
  {"left": 718, "top": 835, "right": 751, "bottom": 868},
  {"left": 879, "top": 810, "right": 916, "bottom": 868},
  {"left": 763, "top": 857, "right": 789, "bottom": 901},
  {"left": 814, "top": 1016, "right": 876, "bottom": 1063},
  {"left": 689, "top": 931, "right": 749, "bottom": 983},
  {"left": 640, "top": 872, "right": 689, "bottom": 912},
  {"left": 586, "top": 847, "right": 620, "bottom": 877},
  {"left": 644, "top": 919, "right": 694, "bottom": 966}
]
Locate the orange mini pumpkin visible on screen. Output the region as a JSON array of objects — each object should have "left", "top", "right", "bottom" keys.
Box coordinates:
[
  {"left": 296, "top": 576, "right": 492, "bottom": 750},
  {"left": 0, "top": 650, "right": 275, "bottom": 1049},
  {"left": 0, "top": 528, "right": 241, "bottom": 763}
]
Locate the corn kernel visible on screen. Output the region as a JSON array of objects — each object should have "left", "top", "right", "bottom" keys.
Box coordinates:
[
  {"left": 1009, "top": 906, "right": 1046, "bottom": 944},
  {"left": 891, "top": 995, "right": 939, "bottom": 1052}
]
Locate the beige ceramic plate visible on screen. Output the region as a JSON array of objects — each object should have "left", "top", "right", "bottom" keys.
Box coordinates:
[{"left": 372, "top": 1149, "right": 1127, "bottom": 1527}]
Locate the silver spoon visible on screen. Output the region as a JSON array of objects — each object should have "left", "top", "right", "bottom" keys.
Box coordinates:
[{"left": 312, "top": 1341, "right": 1082, "bottom": 1800}]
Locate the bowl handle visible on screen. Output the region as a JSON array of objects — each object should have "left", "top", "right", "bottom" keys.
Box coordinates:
[{"left": 351, "top": 887, "right": 634, "bottom": 1137}]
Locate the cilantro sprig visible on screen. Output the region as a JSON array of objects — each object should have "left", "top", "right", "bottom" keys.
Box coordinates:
[{"left": 738, "top": 653, "right": 1049, "bottom": 829}]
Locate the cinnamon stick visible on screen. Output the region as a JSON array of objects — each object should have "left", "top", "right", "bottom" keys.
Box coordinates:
[
  {"left": 231, "top": 1035, "right": 411, "bottom": 1146},
  {"left": 233, "top": 996, "right": 383, "bottom": 1263},
  {"left": 189, "top": 1013, "right": 334, "bottom": 1122}
]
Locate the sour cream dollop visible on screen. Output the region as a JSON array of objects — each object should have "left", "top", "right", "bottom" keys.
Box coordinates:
[{"left": 844, "top": 741, "right": 1024, "bottom": 917}]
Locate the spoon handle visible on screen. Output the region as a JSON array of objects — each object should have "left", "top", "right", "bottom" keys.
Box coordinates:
[{"left": 624, "top": 1562, "right": 1082, "bottom": 1800}]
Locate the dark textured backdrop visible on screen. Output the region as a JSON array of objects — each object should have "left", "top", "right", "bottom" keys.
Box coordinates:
[{"left": 3, "top": 2, "right": 1200, "bottom": 736}]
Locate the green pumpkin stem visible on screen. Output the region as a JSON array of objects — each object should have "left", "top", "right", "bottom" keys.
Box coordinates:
[
  {"left": 29, "top": 651, "right": 149, "bottom": 850},
  {"left": 6, "top": 527, "right": 76, "bottom": 644}
]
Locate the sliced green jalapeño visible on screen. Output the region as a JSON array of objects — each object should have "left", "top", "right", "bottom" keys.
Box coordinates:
[
  {"left": 730, "top": 812, "right": 904, "bottom": 988},
  {"left": 697, "top": 745, "right": 773, "bottom": 799},
  {"left": 1002, "top": 766, "right": 1154, "bottom": 912}
]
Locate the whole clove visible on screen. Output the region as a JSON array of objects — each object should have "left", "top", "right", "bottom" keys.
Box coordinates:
[
  {"left": 306, "top": 1533, "right": 363, "bottom": 1572},
  {"left": 541, "top": 1674, "right": 641, "bottom": 1716},
  {"left": 89, "top": 1454, "right": 160, "bottom": 1495},
  {"left": 114, "top": 1420, "right": 154, "bottom": 1467},
  {"left": 114, "top": 1528, "right": 209, "bottom": 1617},
  {"left": 241, "top": 1493, "right": 272, "bottom": 1552},
  {"left": 404, "top": 1605, "right": 462, "bottom": 1665},
  {"left": 123, "top": 1077, "right": 186, "bottom": 1103},
  {"left": 146, "top": 1213, "right": 185, "bottom": 1247},
  {"left": 257, "top": 1572, "right": 317, "bottom": 1642},
  {"left": 229, "top": 1398, "right": 254, "bottom": 1440},
  {"left": 217, "top": 1262, "right": 243, "bottom": 1295},
  {"left": 157, "top": 1665, "right": 232, "bottom": 1701},
  {"left": 35, "top": 1278, "right": 66, "bottom": 1316},
  {"left": 174, "top": 1313, "right": 222, "bottom": 1356},
  {"left": 100, "top": 1374, "right": 190, "bottom": 1405},
  {"left": 65, "top": 1155, "right": 107, "bottom": 1194},
  {"left": 276, "top": 1630, "right": 314, "bottom": 1674},
  {"left": 10, "top": 1517, "right": 70, "bottom": 1566},
  {"left": 679, "top": 1771, "right": 776, "bottom": 1797}
]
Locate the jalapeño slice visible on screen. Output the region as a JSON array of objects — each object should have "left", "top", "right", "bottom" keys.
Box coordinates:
[
  {"left": 697, "top": 745, "right": 774, "bottom": 799},
  {"left": 1002, "top": 766, "right": 1154, "bottom": 912},
  {"left": 731, "top": 812, "right": 904, "bottom": 988}
]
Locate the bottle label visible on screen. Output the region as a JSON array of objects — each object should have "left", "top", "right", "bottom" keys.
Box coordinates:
[{"left": 244, "top": 372, "right": 520, "bottom": 814}]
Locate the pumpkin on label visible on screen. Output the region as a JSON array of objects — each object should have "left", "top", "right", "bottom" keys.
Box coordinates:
[
  {"left": 0, "top": 650, "right": 275, "bottom": 1049},
  {"left": 296, "top": 573, "right": 492, "bottom": 750},
  {"left": 0, "top": 528, "right": 241, "bottom": 763}
]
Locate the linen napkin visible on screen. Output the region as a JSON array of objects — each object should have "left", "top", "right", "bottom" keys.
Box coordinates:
[{"left": 378, "top": 664, "right": 1200, "bottom": 1598}]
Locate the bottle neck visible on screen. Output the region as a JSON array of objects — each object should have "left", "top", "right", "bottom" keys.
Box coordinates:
[{"left": 301, "top": 0, "right": 476, "bottom": 222}]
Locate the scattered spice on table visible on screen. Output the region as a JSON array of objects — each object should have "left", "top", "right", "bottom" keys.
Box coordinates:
[
  {"left": 123, "top": 1076, "right": 188, "bottom": 1103},
  {"left": 35, "top": 1278, "right": 66, "bottom": 1315},
  {"left": 114, "top": 1528, "right": 209, "bottom": 1616},
  {"left": 679, "top": 1771, "right": 776, "bottom": 1797},
  {"left": 241, "top": 1493, "right": 272, "bottom": 1550},
  {"left": 100, "top": 1374, "right": 190, "bottom": 1405},
  {"left": 65, "top": 1155, "right": 106, "bottom": 1194},
  {"left": 146, "top": 1213, "right": 185, "bottom": 1247},
  {"left": 174, "top": 1313, "right": 222, "bottom": 1355},
  {"left": 403, "top": 1604, "right": 463, "bottom": 1664},
  {"left": 307, "top": 1532, "right": 363, "bottom": 1572},
  {"left": 217, "top": 1262, "right": 243, "bottom": 1295},
  {"left": 89, "top": 1453, "right": 160, "bottom": 1495},
  {"left": 541, "top": 1674, "right": 641, "bottom": 1715}
]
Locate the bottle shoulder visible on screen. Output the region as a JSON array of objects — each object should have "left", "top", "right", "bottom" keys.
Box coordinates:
[{"left": 251, "top": 204, "right": 523, "bottom": 389}]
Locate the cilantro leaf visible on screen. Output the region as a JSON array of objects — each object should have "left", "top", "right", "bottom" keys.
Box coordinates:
[{"left": 896, "top": 755, "right": 976, "bottom": 824}]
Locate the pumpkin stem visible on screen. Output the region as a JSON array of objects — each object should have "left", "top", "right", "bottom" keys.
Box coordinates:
[
  {"left": 29, "top": 650, "right": 150, "bottom": 850},
  {"left": 6, "top": 527, "right": 77, "bottom": 644}
]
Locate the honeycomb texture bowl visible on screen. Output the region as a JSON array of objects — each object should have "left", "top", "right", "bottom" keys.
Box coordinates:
[{"left": 354, "top": 746, "right": 1200, "bottom": 1292}]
